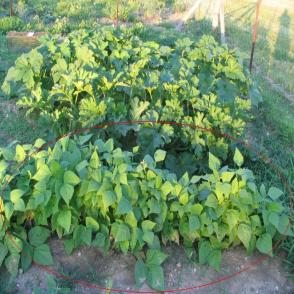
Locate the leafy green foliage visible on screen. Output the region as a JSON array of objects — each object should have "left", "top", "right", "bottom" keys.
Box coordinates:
[
  {"left": 5, "top": 253, "right": 20, "bottom": 277},
  {"left": 135, "top": 249, "right": 168, "bottom": 290},
  {"left": 33, "top": 244, "right": 54, "bottom": 265},
  {"left": 2, "top": 27, "right": 252, "bottom": 174},
  {"left": 101, "top": 0, "right": 137, "bottom": 21},
  {"left": 28, "top": 226, "right": 51, "bottom": 247},
  {"left": 237, "top": 224, "right": 252, "bottom": 250},
  {"left": 0, "top": 138, "right": 292, "bottom": 289},
  {"left": 268, "top": 187, "right": 283, "bottom": 200},
  {"left": 0, "top": 17, "right": 25, "bottom": 35}
]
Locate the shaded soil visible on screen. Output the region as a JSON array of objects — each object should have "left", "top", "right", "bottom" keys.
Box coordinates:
[{"left": 1, "top": 238, "right": 293, "bottom": 294}]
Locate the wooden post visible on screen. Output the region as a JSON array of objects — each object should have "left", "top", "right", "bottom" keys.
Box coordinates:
[
  {"left": 178, "top": 0, "right": 226, "bottom": 45},
  {"left": 116, "top": 0, "right": 119, "bottom": 27},
  {"left": 219, "top": 0, "right": 226, "bottom": 44},
  {"left": 10, "top": 0, "right": 13, "bottom": 17},
  {"left": 177, "top": 0, "right": 204, "bottom": 29},
  {"left": 212, "top": 0, "right": 220, "bottom": 30},
  {"left": 249, "top": 0, "right": 262, "bottom": 72}
]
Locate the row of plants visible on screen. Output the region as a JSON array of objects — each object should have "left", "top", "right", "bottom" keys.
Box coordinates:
[
  {"left": 0, "top": 0, "right": 191, "bottom": 35},
  {"left": 1, "top": 0, "right": 105, "bottom": 35},
  {"left": 0, "top": 136, "right": 292, "bottom": 290},
  {"left": 2, "top": 27, "right": 257, "bottom": 176}
]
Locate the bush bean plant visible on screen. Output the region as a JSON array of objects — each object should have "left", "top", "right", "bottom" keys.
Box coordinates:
[
  {"left": 0, "top": 136, "right": 292, "bottom": 290},
  {"left": 2, "top": 27, "right": 257, "bottom": 174}
]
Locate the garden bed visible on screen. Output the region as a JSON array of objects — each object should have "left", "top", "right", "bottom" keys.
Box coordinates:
[{"left": 0, "top": 1, "right": 293, "bottom": 293}]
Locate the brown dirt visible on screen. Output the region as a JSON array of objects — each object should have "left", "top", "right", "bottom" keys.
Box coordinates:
[
  {"left": 6, "top": 32, "right": 45, "bottom": 52},
  {"left": 5, "top": 238, "right": 294, "bottom": 294},
  {"left": 0, "top": 100, "right": 19, "bottom": 115}
]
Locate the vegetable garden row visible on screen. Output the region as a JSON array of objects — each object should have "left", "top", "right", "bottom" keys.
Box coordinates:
[
  {"left": 1, "top": 0, "right": 194, "bottom": 35},
  {"left": 0, "top": 24, "right": 292, "bottom": 291}
]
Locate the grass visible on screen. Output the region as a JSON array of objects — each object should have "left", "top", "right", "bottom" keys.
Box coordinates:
[
  {"left": 0, "top": 35, "right": 46, "bottom": 146},
  {"left": 185, "top": 0, "right": 294, "bottom": 145},
  {"left": 225, "top": 0, "right": 294, "bottom": 145}
]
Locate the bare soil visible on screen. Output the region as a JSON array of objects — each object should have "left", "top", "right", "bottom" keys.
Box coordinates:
[{"left": 2, "top": 238, "right": 293, "bottom": 294}]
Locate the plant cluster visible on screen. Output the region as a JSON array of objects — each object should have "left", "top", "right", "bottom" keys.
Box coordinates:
[
  {"left": 0, "top": 0, "right": 292, "bottom": 286},
  {"left": 137, "top": 1, "right": 167, "bottom": 19},
  {"left": 1, "top": 0, "right": 104, "bottom": 34},
  {"left": 0, "top": 16, "right": 26, "bottom": 35},
  {"left": 101, "top": 0, "right": 137, "bottom": 22},
  {"left": 0, "top": 0, "right": 224, "bottom": 29},
  {"left": 2, "top": 27, "right": 254, "bottom": 175},
  {"left": 172, "top": 0, "right": 194, "bottom": 13},
  {"left": 0, "top": 136, "right": 292, "bottom": 289}
]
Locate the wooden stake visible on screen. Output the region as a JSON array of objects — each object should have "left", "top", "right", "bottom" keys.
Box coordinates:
[
  {"left": 212, "top": 0, "right": 220, "bottom": 31},
  {"left": 219, "top": 0, "right": 226, "bottom": 44},
  {"left": 10, "top": 0, "right": 13, "bottom": 17},
  {"left": 249, "top": 0, "right": 262, "bottom": 72},
  {"left": 116, "top": 0, "right": 119, "bottom": 27},
  {"left": 178, "top": 0, "right": 204, "bottom": 29}
]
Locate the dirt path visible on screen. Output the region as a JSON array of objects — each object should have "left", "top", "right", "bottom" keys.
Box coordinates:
[{"left": 3, "top": 239, "right": 293, "bottom": 294}]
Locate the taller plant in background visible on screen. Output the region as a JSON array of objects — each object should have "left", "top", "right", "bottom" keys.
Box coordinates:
[
  {"left": 2, "top": 26, "right": 254, "bottom": 174},
  {"left": 173, "top": 0, "right": 193, "bottom": 13},
  {"left": 101, "top": 0, "right": 138, "bottom": 21}
]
